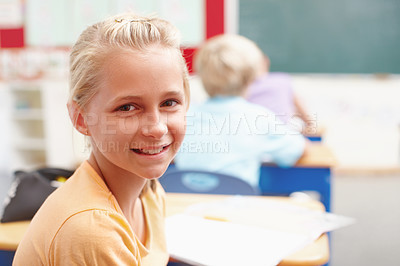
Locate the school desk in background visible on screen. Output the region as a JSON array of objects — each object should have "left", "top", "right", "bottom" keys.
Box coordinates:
[
  {"left": 166, "top": 143, "right": 336, "bottom": 212},
  {"left": 260, "top": 143, "right": 336, "bottom": 212}
]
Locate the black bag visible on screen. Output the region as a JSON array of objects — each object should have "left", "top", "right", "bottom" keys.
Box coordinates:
[{"left": 0, "top": 168, "right": 74, "bottom": 223}]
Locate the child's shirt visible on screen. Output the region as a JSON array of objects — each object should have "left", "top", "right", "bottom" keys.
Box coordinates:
[
  {"left": 13, "top": 161, "right": 168, "bottom": 266},
  {"left": 247, "top": 72, "right": 295, "bottom": 124},
  {"left": 175, "top": 96, "right": 305, "bottom": 187}
]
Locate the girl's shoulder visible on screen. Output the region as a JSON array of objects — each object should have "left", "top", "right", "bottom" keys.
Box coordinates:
[{"left": 50, "top": 209, "right": 142, "bottom": 264}]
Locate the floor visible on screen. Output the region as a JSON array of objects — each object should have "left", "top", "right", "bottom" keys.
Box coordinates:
[{"left": 329, "top": 172, "right": 400, "bottom": 266}]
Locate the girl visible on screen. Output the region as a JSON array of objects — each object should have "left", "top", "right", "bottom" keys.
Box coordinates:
[{"left": 13, "top": 13, "right": 189, "bottom": 265}]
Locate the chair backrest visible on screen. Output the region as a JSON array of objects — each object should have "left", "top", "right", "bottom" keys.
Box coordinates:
[{"left": 159, "top": 169, "right": 259, "bottom": 195}]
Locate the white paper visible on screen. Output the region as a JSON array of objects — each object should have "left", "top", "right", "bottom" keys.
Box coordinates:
[
  {"left": 185, "top": 196, "right": 355, "bottom": 239},
  {"left": 166, "top": 196, "right": 355, "bottom": 266},
  {"left": 166, "top": 214, "right": 312, "bottom": 266}
]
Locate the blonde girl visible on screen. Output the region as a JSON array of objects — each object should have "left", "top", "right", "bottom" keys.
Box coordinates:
[{"left": 14, "top": 13, "right": 189, "bottom": 266}]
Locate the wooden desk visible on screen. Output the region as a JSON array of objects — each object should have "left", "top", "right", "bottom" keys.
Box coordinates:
[
  {"left": 260, "top": 143, "right": 337, "bottom": 212},
  {"left": 0, "top": 221, "right": 30, "bottom": 265},
  {"left": 0, "top": 193, "right": 329, "bottom": 266},
  {"left": 295, "top": 143, "right": 337, "bottom": 168},
  {"left": 0, "top": 221, "right": 29, "bottom": 251},
  {"left": 166, "top": 193, "right": 329, "bottom": 266}
]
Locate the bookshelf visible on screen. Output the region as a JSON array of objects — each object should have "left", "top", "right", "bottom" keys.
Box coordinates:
[
  {"left": 8, "top": 81, "right": 46, "bottom": 170},
  {"left": 3, "top": 79, "right": 82, "bottom": 172}
]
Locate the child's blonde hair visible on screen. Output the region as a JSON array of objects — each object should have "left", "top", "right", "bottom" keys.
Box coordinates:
[
  {"left": 194, "top": 34, "right": 264, "bottom": 97},
  {"left": 69, "top": 13, "right": 190, "bottom": 109}
]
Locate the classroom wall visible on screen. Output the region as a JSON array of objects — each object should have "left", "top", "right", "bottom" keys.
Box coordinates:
[{"left": 292, "top": 74, "right": 400, "bottom": 171}]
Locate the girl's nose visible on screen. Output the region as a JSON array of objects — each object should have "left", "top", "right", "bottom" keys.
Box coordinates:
[{"left": 141, "top": 114, "right": 168, "bottom": 139}]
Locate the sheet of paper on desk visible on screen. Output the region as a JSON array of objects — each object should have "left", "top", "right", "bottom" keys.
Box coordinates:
[
  {"left": 165, "top": 196, "right": 355, "bottom": 265},
  {"left": 166, "top": 214, "right": 313, "bottom": 266},
  {"left": 184, "top": 196, "right": 355, "bottom": 239}
]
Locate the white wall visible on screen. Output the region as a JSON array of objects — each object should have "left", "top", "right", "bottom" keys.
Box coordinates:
[{"left": 292, "top": 74, "right": 400, "bottom": 171}]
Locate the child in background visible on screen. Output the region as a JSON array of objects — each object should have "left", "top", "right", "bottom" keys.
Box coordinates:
[
  {"left": 13, "top": 13, "right": 189, "bottom": 265},
  {"left": 174, "top": 34, "right": 307, "bottom": 188},
  {"left": 247, "top": 55, "right": 317, "bottom": 135}
]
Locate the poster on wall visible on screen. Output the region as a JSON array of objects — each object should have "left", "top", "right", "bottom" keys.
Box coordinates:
[
  {"left": 0, "top": 0, "right": 23, "bottom": 28},
  {"left": 25, "top": 0, "right": 70, "bottom": 46},
  {"left": 69, "top": 0, "right": 111, "bottom": 45},
  {"left": 116, "top": 0, "right": 204, "bottom": 47},
  {"left": 25, "top": 0, "right": 204, "bottom": 47}
]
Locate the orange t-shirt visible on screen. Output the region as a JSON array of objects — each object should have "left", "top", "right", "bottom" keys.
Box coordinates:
[{"left": 13, "top": 161, "right": 168, "bottom": 266}]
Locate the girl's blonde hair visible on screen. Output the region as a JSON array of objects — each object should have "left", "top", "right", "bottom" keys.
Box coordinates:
[
  {"left": 69, "top": 13, "right": 190, "bottom": 192},
  {"left": 194, "top": 34, "right": 264, "bottom": 97},
  {"left": 69, "top": 13, "right": 190, "bottom": 109}
]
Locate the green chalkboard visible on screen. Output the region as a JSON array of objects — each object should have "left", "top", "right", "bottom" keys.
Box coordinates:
[{"left": 239, "top": 0, "right": 400, "bottom": 73}]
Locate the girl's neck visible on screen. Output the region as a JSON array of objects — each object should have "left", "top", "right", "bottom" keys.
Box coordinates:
[{"left": 87, "top": 152, "right": 146, "bottom": 221}]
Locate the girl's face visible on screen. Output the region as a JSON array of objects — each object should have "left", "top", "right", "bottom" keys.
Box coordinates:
[{"left": 84, "top": 46, "right": 187, "bottom": 179}]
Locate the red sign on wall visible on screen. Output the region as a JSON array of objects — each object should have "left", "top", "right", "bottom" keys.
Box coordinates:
[{"left": 0, "top": 27, "right": 24, "bottom": 48}]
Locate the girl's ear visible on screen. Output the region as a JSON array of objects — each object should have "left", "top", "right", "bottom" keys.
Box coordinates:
[{"left": 67, "top": 101, "right": 89, "bottom": 136}]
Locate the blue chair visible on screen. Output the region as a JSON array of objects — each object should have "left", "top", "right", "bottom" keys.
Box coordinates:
[
  {"left": 0, "top": 251, "right": 14, "bottom": 266},
  {"left": 159, "top": 169, "right": 260, "bottom": 195}
]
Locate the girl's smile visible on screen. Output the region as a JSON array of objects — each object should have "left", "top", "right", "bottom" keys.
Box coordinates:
[{"left": 131, "top": 143, "right": 171, "bottom": 155}]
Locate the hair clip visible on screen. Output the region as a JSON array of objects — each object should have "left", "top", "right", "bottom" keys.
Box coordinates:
[{"left": 115, "top": 18, "right": 151, "bottom": 23}]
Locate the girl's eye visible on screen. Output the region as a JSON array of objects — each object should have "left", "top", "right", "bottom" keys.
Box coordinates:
[
  {"left": 118, "top": 104, "right": 136, "bottom": 112},
  {"left": 162, "top": 100, "right": 178, "bottom": 107}
]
